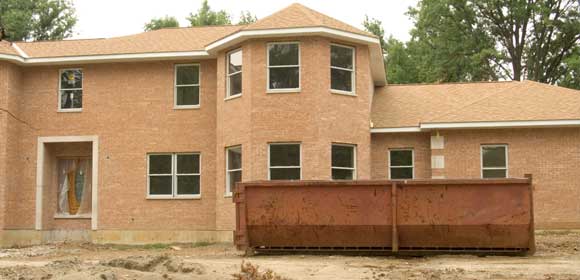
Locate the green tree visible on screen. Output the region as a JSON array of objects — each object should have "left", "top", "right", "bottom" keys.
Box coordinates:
[
  {"left": 384, "top": 37, "right": 420, "bottom": 84},
  {"left": 238, "top": 11, "right": 257, "bottom": 24},
  {"left": 407, "top": 0, "right": 500, "bottom": 83},
  {"left": 0, "top": 0, "right": 76, "bottom": 41},
  {"left": 144, "top": 16, "right": 180, "bottom": 31},
  {"left": 362, "top": 16, "right": 386, "bottom": 49},
  {"left": 187, "top": 0, "right": 231, "bottom": 26}
]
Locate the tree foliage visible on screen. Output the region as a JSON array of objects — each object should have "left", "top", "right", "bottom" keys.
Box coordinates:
[
  {"left": 144, "top": 16, "right": 180, "bottom": 31},
  {"left": 0, "top": 0, "right": 77, "bottom": 41},
  {"left": 371, "top": 0, "right": 580, "bottom": 89},
  {"left": 239, "top": 11, "right": 257, "bottom": 24},
  {"left": 187, "top": 0, "right": 231, "bottom": 26}
]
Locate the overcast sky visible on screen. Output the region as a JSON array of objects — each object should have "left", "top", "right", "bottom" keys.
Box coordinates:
[{"left": 72, "top": 0, "right": 418, "bottom": 41}]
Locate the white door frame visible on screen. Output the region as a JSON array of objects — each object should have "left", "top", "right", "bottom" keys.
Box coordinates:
[{"left": 35, "top": 136, "right": 99, "bottom": 230}]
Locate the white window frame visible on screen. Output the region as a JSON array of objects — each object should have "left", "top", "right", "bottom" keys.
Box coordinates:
[
  {"left": 480, "top": 144, "right": 509, "bottom": 179},
  {"left": 58, "top": 68, "right": 83, "bottom": 112},
  {"left": 226, "top": 49, "right": 243, "bottom": 100},
  {"left": 388, "top": 149, "right": 414, "bottom": 180},
  {"left": 147, "top": 153, "right": 201, "bottom": 199},
  {"left": 330, "top": 43, "right": 356, "bottom": 95},
  {"left": 174, "top": 64, "right": 201, "bottom": 109},
  {"left": 267, "top": 42, "right": 301, "bottom": 93},
  {"left": 268, "top": 142, "right": 302, "bottom": 180},
  {"left": 225, "top": 145, "right": 242, "bottom": 197},
  {"left": 331, "top": 143, "right": 357, "bottom": 180}
]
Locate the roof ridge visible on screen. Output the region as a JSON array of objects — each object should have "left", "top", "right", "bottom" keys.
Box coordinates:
[
  {"left": 241, "top": 3, "right": 297, "bottom": 31},
  {"left": 427, "top": 81, "right": 525, "bottom": 122}
]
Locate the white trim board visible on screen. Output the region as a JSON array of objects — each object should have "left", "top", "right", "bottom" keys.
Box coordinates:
[
  {"left": 371, "top": 120, "right": 580, "bottom": 133},
  {"left": 35, "top": 136, "right": 99, "bottom": 230},
  {"left": 6, "top": 51, "right": 209, "bottom": 66}
]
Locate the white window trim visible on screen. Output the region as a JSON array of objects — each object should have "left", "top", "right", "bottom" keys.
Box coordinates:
[
  {"left": 58, "top": 68, "right": 83, "bottom": 112},
  {"left": 330, "top": 43, "right": 356, "bottom": 95},
  {"left": 480, "top": 144, "right": 509, "bottom": 179},
  {"left": 225, "top": 145, "right": 242, "bottom": 197},
  {"left": 331, "top": 143, "right": 357, "bottom": 180},
  {"left": 174, "top": 64, "right": 201, "bottom": 109},
  {"left": 388, "top": 149, "right": 415, "bottom": 180},
  {"left": 147, "top": 153, "right": 202, "bottom": 199},
  {"left": 268, "top": 142, "right": 302, "bottom": 180},
  {"left": 226, "top": 48, "right": 243, "bottom": 99},
  {"left": 267, "top": 42, "right": 301, "bottom": 93}
]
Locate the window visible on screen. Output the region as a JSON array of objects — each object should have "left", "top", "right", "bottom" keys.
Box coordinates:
[
  {"left": 481, "top": 145, "right": 508, "bottom": 178},
  {"left": 330, "top": 44, "right": 355, "bottom": 94},
  {"left": 59, "top": 69, "right": 83, "bottom": 111},
  {"left": 389, "top": 149, "right": 414, "bottom": 179},
  {"left": 174, "top": 64, "right": 200, "bottom": 108},
  {"left": 332, "top": 144, "right": 356, "bottom": 180},
  {"left": 227, "top": 49, "right": 242, "bottom": 98},
  {"left": 269, "top": 143, "right": 301, "bottom": 180},
  {"left": 226, "top": 146, "right": 242, "bottom": 196},
  {"left": 148, "top": 153, "right": 201, "bottom": 198},
  {"left": 267, "top": 42, "right": 300, "bottom": 91}
]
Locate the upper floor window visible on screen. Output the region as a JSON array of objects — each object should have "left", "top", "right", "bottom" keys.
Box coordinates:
[
  {"left": 481, "top": 145, "right": 508, "bottom": 178},
  {"left": 226, "top": 146, "right": 242, "bottom": 196},
  {"left": 330, "top": 44, "right": 355, "bottom": 94},
  {"left": 267, "top": 42, "right": 300, "bottom": 91},
  {"left": 174, "top": 64, "right": 200, "bottom": 108},
  {"left": 227, "top": 49, "right": 242, "bottom": 98},
  {"left": 269, "top": 143, "right": 301, "bottom": 180},
  {"left": 389, "top": 149, "right": 414, "bottom": 180},
  {"left": 148, "top": 153, "right": 201, "bottom": 198},
  {"left": 332, "top": 144, "right": 356, "bottom": 180},
  {"left": 59, "top": 69, "right": 83, "bottom": 111}
]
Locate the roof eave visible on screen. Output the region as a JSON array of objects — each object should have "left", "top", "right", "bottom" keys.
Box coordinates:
[
  {"left": 371, "top": 119, "right": 580, "bottom": 133},
  {"left": 205, "top": 26, "right": 387, "bottom": 86}
]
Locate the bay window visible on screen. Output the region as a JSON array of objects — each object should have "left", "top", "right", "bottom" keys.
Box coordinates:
[{"left": 267, "top": 42, "right": 300, "bottom": 91}]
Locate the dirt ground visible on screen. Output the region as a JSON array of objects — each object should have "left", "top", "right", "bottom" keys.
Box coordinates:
[{"left": 0, "top": 231, "right": 579, "bottom": 280}]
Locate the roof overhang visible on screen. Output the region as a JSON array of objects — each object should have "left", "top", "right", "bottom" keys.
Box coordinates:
[
  {"left": 205, "top": 27, "right": 386, "bottom": 86},
  {"left": 371, "top": 119, "right": 580, "bottom": 133},
  {"left": 2, "top": 51, "right": 210, "bottom": 66}
]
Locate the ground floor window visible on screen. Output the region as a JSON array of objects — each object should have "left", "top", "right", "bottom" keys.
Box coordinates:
[
  {"left": 57, "top": 158, "right": 92, "bottom": 216},
  {"left": 481, "top": 145, "right": 508, "bottom": 178},
  {"left": 389, "top": 149, "right": 414, "bottom": 179},
  {"left": 148, "top": 153, "right": 200, "bottom": 198},
  {"left": 226, "top": 146, "right": 242, "bottom": 196},
  {"left": 269, "top": 143, "right": 301, "bottom": 180},
  {"left": 332, "top": 144, "right": 356, "bottom": 180}
]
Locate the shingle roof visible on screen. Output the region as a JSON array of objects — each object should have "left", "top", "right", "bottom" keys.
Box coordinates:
[
  {"left": 0, "top": 41, "right": 18, "bottom": 56},
  {"left": 372, "top": 81, "right": 580, "bottom": 128},
  {"left": 14, "top": 25, "right": 241, "bottom": 58},
  {"left": 241, "top": 3, "right": 374, "bottom": 37},
  {"left": 0, "top": 3, "right": 373, "bottom": 59}
]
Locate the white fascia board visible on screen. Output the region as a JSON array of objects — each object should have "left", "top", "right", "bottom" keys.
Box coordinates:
[
  {"left": 24, "top": 51, "right": 210, "bottom": 65},
  {"left": 206, "top": 27, "right": 380, "bottom": 51},
  {"left": 371, "top": 127, "right": 422, "bottom": 133},
  {"left": 420, "top": 120, "right": 580, "bottom": 130},
  {"left": 1, "top": 51, "right": 210, "bottom": 65}
]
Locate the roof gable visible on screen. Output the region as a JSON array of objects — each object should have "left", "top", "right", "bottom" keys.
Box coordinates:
[{"left": 242, "top": 3, "right": 374, "bottom": 37}]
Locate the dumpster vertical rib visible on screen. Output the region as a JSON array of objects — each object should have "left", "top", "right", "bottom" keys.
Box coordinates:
[
  {"left": 525, "top": 174, "right": 536, "bottom": 254},
  {"left": 392, "top": 182, "right": 398, "bottom": 253}
]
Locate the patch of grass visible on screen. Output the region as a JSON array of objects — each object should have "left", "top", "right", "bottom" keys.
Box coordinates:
[
  {"left": 191, "top": 241, "right": 213, "bottom": 248},
  {"left": 142, "top": 243, "right": 171, "bottom": 250}
]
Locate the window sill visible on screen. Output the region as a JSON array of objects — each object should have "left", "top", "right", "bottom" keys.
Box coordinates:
[
  {"left": 330, "top": 90, "right": 356, "bottom": 96},
  {"left": 146, "top": 195, "right": 201, "bottom": 200},
  {"left": 267, "top": 89, "right": 301, "bottom": 94},
  {"left": 225, "top": 94, "right": 242, "bottom": 101},
  {"left": 54, "top": 214, "right": 91, "bottom": 219},
  {"left": 57, "top": 109, "right": 83, "bottom": 113},
  {"left": 224, "top": 193, "right": 233, "bottom": 198},
  {"left": 173, "top": 105, "right": 200, "bottom": 110}
]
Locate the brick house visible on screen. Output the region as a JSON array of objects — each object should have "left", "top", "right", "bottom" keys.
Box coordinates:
[{"left": 0, "top": 3, "right": 578, "bottom": 246}]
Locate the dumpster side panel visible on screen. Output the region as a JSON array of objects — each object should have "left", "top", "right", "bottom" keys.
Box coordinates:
[{"left": 245, "top": 184, "right": 393, "bottom": 247}]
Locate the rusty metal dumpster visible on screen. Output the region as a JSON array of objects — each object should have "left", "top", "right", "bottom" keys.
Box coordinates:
[{"left": 233, "top": 177, "right": 534, "bottom": 255}]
